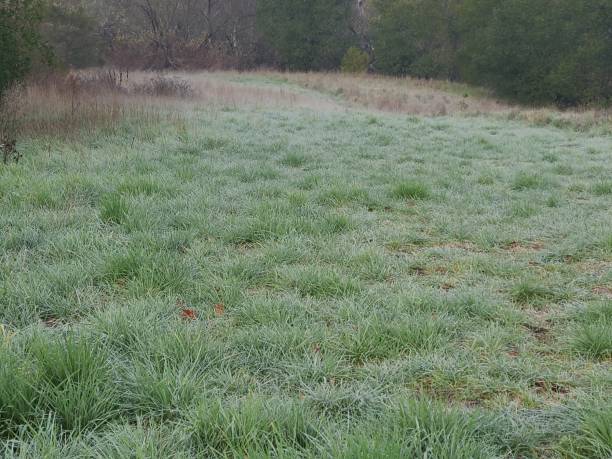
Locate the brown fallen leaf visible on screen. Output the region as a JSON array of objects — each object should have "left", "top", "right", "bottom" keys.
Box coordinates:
[
  {"left": 180, "top": 308, "right": 197, "bottom": 320},
  {"left": 214, "top": 303, "right": 225, "bottom": 317}
]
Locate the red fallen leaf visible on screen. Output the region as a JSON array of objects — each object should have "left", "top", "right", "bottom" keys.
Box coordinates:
[
  {"left": 214, "top": 303, "right": 225, "bottom": 317},
  {"left": 180, "top": 308, "right": 197, "bottom": 320}
]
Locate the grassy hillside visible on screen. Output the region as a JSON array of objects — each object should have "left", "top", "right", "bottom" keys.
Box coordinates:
[{"left": 1, "top": 72, "right": 611, "bottom": 457}]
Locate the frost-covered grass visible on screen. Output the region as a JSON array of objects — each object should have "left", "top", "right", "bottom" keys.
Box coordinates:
[{"left": 1, "top": 73, "right": 611, "bottom": 457}]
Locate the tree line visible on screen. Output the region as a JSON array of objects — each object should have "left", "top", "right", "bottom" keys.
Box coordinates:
[{"left": 1, "top": 0, "right": 611, "bottom": 106}]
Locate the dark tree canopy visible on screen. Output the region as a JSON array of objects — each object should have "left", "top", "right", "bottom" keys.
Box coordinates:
[
  {"left": 0, "top": 0, "right": 47, "bottom": 95},
  {"left": 256, "top": 0, "right": 356, "bottom": 71},
  {"left": 371, "top": 0, "right": 611, "bottom": 105}
]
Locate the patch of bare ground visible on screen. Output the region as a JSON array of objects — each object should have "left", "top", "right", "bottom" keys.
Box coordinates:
[
  {"left": 592, "top": 286, "right": 612, "bottom": 298},
  {"left": 504, "top": 241, "right": 545, "bottom": 253}
]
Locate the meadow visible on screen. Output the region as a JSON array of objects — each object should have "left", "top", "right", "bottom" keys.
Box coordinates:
[{"left": 0, "top": 71, "right": 611, "bottom": 458}]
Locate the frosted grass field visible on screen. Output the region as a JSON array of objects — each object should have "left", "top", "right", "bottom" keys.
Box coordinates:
[{"left": 1, "top": 73, "right": 611, "bottom": 457}]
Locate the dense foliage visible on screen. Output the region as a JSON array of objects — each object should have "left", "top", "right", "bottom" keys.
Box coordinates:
[
  {"left": 256, "top": 0, "right": 356, "bottom": 70},
  {"left": 1, "top": 0, "right": 610, "bottom": 105},
  {"left": 41, "top": 4, "right": 104, "bottom": 69},
  {"left": 372, "top": 0, "right": 612, "bottom": 105},
  {"left": 371, "top": 0, "right": 460, "bottom": 80},
  {"left": 341, "top": 47, "right": 370, "bottom": 73},
  {"left": 0, "top": 0, "right": 46, "bottom": 96}
]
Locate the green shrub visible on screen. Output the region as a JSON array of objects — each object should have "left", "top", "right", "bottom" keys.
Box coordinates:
[
  {"left": 341, "top": 47, "right": 369, "bottom": 73},
  {"left": 0, "top": 0, "right": 47, "bottom": 97}
]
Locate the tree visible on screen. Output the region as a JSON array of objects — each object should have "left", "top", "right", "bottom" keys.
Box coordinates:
[
  {"left": 370, "top": 0, "right": 461, "bottom": 79},
  {"left": 0, "top": 0, "right": 47, "bottom": 96},
  {"left": 42, "top": 3, "right": 105, "bottom": 68},
  {"left": 105, "top": 0, "right": 258, "bottom": 69},
  {"left": 459, "top": 0, "right": 612, "bottom": 105},
  {"left": 256, "top": 0, "right": 356, "bottom": 71}
]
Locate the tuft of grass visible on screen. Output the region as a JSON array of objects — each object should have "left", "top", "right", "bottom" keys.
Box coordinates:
[
  {"left": 569, "top": 302, "right": 612, "bottom": 359},
  {"left": 572, "top": 324, "right": 612, "bottom": 359},
  {"left": 511, "top": 279, "right": 558, "bottom": 305},
  {"left": 321, "top": 213, "right": 354, "bottom": 234},
  {"left": 332, "top": 399, "right": 494, "bottom": 458},
  {"left": 280, "top": 152, "right": 308, "bottom": 168},
  {"left": 477, "top": 175, "right": 495, "bottom": 185},
  {"left": 546, "top": 195, "right": 561, "bottom": 207},
  {"left": 592, "top": 181, "right": 612, "bottom": 196},
  {"left": 603, "top": 234, "right": 612, "bottom": 253},
  {"left": 511, "top": 173, "right": 545, "bottom": 190},
  {"left": 28, "top": 334, "right": 118, "bottom": 431},
  {"left": 318, "top": 185, "right": 369, "bottom": 206},
  {"left": 336, "top": 315, "right": 453, "bottom": 363},
  {"left": 117, "top": 177, "right": 171, "bottom": 196},
  {"left": 391, "top": 180, "right": 430, "bottom": 200},
  {"left": 304, "top": 382, "right": 385, "bottom": 418},
  {"left": 509, "top": 201, "right": 539, "bottom": 218},
  {"left": 100, "top": 193, "right": 129, "bottom": 225},
  {"left": 121, "top": 360, "right": 204, "bottom": 420},
  {"left": 101, "top": 248, "right": 145, "bottom": 284},
  {"left": 186, "top": 396, "right": 322, "bottom": 455},
  {"left": 282, "top": 268, "right": 361, "bottom": 298},
  {"left": 84, "top": 421, "right": 190, "bottom": 458},
  {"left": 558, "top": 407, "right": 612, "bottom": 458},
  {"left": 0, "top": 349, "right": 39, "bottom": 436}
]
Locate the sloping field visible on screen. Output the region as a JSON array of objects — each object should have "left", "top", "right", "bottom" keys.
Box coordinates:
[{"left": 1, "top": 72, "right": 611, "bottom": 457}]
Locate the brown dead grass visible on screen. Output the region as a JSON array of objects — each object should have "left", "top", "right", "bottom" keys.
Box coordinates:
[
  {"left": 273, "top": 71, "right": 507, "bottom": 116},
  {"left": 259, "top": 71, "right": 611, "bottom": 132},
  {"left": 11, "top": 69, "right": 612, "bottom": 140},
  {"left": 16, "top": 76, "right": 174, "bottom": 138},
  {"left": 129, "top": 70, "right": 343, "bottom": 111}
]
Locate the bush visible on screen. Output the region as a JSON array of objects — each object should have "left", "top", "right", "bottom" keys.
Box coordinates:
[
  {"left": 341, "top": 47, "right": 369, "bottom": 73},
  {"left": 132, "top": 75, "right": 194, "bottom": 98},
  {"left": 0, "top": 0, "right": 47, "bottom": 97}
]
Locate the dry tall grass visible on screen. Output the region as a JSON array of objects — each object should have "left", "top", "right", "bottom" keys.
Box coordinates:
[
  {"left": 19, "top": 84, "right": 165, "bottom": 138},
  {"left": 5, "top": 69, "right": 611, "bottom": 143},
  {"left": 129, "top": 70, "right": 342, "bottom": 111},
  {"left": 273, "top": 72, "right": 611, "bottom": 131},
  {"left": 275, "top": 71, "right": 508, "bottom": 116},
  {"left": 4, "top": 69, "right": 346, "bottom": 141}
]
